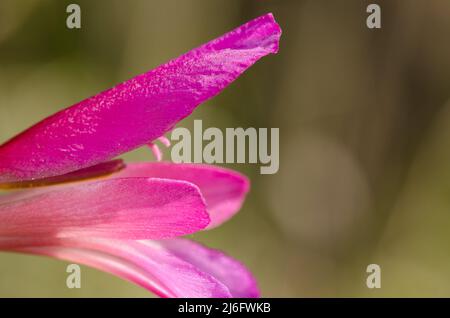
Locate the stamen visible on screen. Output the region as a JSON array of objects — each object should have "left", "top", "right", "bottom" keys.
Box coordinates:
[
  {"left": 147, "top": 143, "right": 162, "bottom": 162},
  {"left": 158, "top": 136, "right": 171, "bottom": 147},
  {"left": 146, "top": 135, "right": 171, "bottom": 161}
]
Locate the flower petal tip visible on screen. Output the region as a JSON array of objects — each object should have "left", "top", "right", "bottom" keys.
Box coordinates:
[
  {"left": 145, "top": 178, "right": 212, "bottom": 235},
  {"left": 250, "top": 13, "right": 282, "bottom": 54}
]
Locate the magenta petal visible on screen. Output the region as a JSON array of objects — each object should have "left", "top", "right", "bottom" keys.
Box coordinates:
[
  {"left": 13, "top": 238, "right": 234, "bottom": 298},
  {"left": 0, "top": 13, "right": 281, "bottom": 183},
  {"left": 159, "top": 239, "right": 260, "bottom": 298},
  {"left": 0, "top": 178, "right": 209, "bottom": 239},
  {"left": 115, "top": 162, "right": 250, "bottom": 228}
]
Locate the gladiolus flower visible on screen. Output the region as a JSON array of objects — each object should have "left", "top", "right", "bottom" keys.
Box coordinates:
[{"left": 0, "top": 13, "right": 281, "bottom": 297}]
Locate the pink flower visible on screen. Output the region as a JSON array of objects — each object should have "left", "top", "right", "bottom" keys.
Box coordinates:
[{"left": 0, "top": 13, "right": 281, "bottom": 297}]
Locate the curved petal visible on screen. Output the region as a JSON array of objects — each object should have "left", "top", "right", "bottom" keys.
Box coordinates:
[
  {"left": 159, "top": 239, "right": 260, "bottom": 298},
  {"left": 10, "top": 238, "right": 236, "bottom": 298},
  {"left": 0, "top": 178, "right": 209, "bottom": 239},
  {"left": 0, "top": 13, "right": 282, "bottom": 183},
  {"left": 115, "top": 162, "right": 250, "bottom": 228}
]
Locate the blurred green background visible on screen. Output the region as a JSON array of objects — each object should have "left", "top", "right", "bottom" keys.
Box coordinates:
[{"left": 1, "top": 0, "right": 450, "bottom": 297}]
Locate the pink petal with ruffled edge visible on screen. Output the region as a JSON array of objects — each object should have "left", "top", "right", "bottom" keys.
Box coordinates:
[
  {"left": 0, "top": 177, "right": 209, "bottom": 239},
  {"left": 0, "top": 13, "right": 281, "bottom": 183},
  {"left": 115, "top": 162, "right": 250, "bottom": 228},
  {"left": 7, "top": 238, "right": 258, "bottom": 298}
]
